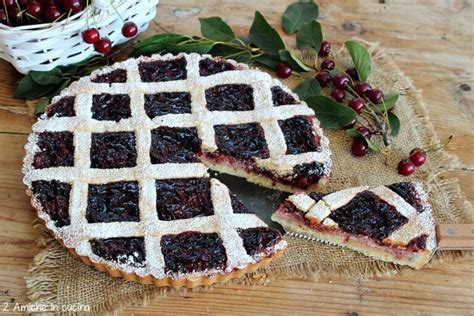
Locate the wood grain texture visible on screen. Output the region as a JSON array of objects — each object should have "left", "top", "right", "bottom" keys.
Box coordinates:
[{"left": 0, "top": 0, "right": 472, "bottom": 314}]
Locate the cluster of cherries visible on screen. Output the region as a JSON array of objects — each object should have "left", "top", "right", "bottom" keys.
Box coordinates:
[
  {"left": 0, "top": 0, "right": 86, "bottom": 26},
  {"left": 276, "top": 40, "right": 388, "bottom": 159},
  {"left": 82, "top": 21, "right": 138, "bottom": 54}
]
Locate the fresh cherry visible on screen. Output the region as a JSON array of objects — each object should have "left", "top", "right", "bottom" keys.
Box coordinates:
[
  {"left": 319, "top": 40, "right": 331, "bottom": 57},
  {"left": 354, "top": 82, "right": 372, "bottom": 97},
  {"left": 398, "top": 159, "right": 416, "bottom": 176},
  {"left": 330, "top": 88, "right": 345, "bottom": 102},
  {"left": 333, "top": 74, "right": 349, "bottom": 88},
  {"left": 8, "top": 7, "right": 21, "bottom": 24},
  {"left": 82, "top": 28, "right": 100, "bottom": 44},
  {"left": 351, "top": 138, "right": 368, "bottom": 157},
  {"left": 346, "top": 67, "right": 359, "bottom": 81},
  {"left": 276, "top": 63, "right": 292, "bottom": 79},
  {"left": 44, "top": 5, "right": 62, "bottom": 22},
  {"left": 3, "top": 0, "right": 16, "bottom": 8},
  {"left": 409, "top": 148, "right": 427, "bottom": 167},
  {"left": 64, "top": 0, "right": 82, "bottom": 13},
  {"left": 356, "top": 126, "right": 371, "bottom": 138},
  {"left": 94, "top": 38, "right": 112, "bottom": 54},
  {"left": 0, "top": 9, "right": 7, "bottom": 24},
  {"left": 349, "top": 98, "right": 365, "bottom": 114},
  {"left": 122, "top": 21, "right": 138, "bottom": 38},
  {"left": 26, "top": 2, "right": 43, "bottom": 19},
  {"left": 368, "top": 89, "right": 384, "bottom": 104},
  {"left": 343, "top": 119, "right": 356, "bottom": 129},
  {"left": 321, "top": 59, "right": 335, "bottom": 70},
  {"left": 315, "top": 71, "right": 331, "bottom": 87},
  {"left": 18, "top": 0, "right": 27, "bottom": 7}
]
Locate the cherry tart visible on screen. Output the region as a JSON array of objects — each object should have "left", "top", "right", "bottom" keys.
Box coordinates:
[
  {"left": 22, "top": 53, "right": 292, "bottom": 287},
  {"left": 272, "top": 182, "right": 436, "bottom": 269}
]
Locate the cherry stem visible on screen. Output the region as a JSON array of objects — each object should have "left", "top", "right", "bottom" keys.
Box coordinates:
[{"left": 423, "top": 135, "right": 453, "bottom": 153}]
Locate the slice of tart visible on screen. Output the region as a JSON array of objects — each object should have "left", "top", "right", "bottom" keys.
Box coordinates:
[
  {"left": 272, "top": 182, "right": 436, "bottom": 268},
  {"left": 22, "top": 53, "right": 292, "bottom": 287}
]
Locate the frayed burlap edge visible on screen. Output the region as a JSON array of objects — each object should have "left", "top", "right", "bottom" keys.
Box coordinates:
[{"left": 25, "top": 41, "right": 473, "bottom": 315}]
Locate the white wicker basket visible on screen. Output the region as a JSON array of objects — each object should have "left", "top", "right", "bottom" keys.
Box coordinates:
[{"left": 0, "top": 0, "right": 159, "bottom": 74}]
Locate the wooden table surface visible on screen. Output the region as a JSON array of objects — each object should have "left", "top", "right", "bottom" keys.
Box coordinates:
[{"left": 0, "top": 0, "right": 473, "bottom": 314}]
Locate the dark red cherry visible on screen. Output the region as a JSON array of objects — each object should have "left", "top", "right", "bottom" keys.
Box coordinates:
[
  {"left": 346, "top": 67, "right": 359, "bottom": 81},
  {"left": 276, "top": 63, "right": 292, "bottom": 79},
  {"left": 333, "top": 74, "right": 349, "bottom": 88},
  {"left": 0, "top": 9, "right": 7, "bottom": 24},
  {"left": 356, "top": 126, "right": 371, "bottom": 138},
  {"left": 321, "top": 59, "right": 335, "bottom": 70},
  {"left": 8, "top": 7, "right": 21, "bottom": 24},
  {"left": 330, "top": 88, "right": 345, "bottom": 102},
  {"left": 354, "top": 82, "right": 372, "bottom": 97},
  {"left": 349, "top": 98, "right": 365, "bottom": 114},
  {"left": 398, "top": 159, "right": 416, "bottom": 176},
  {"left": 3, "top": 0, "right": 16, "bottom": 8},
  {"left": 44, "top": 5, "right": 62, "bottom": 22},
  {"left": 82, "top": 28, "right": 100, "bottom": 44},
  {"left": 409, "top": 148, "right": 427, "bottom": 167},
  {"left": 315, "top": 71, "right": 331, "bottom": 87},
  {"left": 26, "top": 2, "right": 43, "bottom": 19},
  {"left": 343, "top": 119, "right": 356, "bottom": 129},
  {"left": 94, "top": 38, "right": 112, "bottom": 54},
  {"left": 64, "top": 0, "right": 82, "bottom": 13},
  {"left": 319, "top": 40, "right": 331, "bottom": 57},
  {"left": 122, "top": 21, "right": 138, "bottom": 38},
  {"left": 368, "top": 89, "right": 384, "bottom": 104},
  {"left": 351, "top": 138, "right": 368, "bottom": 157}
]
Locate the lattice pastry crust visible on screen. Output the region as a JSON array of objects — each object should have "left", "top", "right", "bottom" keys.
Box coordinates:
[
  {"left": 272, "top": 182, "right": 437, "bottom": 269},
  {"left": 22, "top": 53, "right": 302, "bottom": 287}
]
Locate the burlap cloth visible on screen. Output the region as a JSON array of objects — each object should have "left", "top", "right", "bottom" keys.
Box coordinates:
[{"left": 25, "top": 43, "right": 473, "bottom": 314}]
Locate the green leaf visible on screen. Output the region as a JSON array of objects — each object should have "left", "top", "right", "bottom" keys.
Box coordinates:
[
  {"left": 293, "top": 78, "right": 321, "bottom": 100},
  {"left": 30, "top": 68, "right": 63, "bottom": 86},
  {"left": 371, "top": 91, "right": 399, "bottom": 113},
  {"left": 254, "top": 54, "right": 281, "bottom": 69},
  {"left": 296, "top": 21, "right": 323, "bottom": 50},
  {"left": 328, "top": 69, "right": 340, "bottom": 77},
  {"left": 345, "top": 128, "right": 360, "bottom": 138},
  {"left": 278, "top": 49, "right": 310, "bottom": 72},
  {"left": 345, "top": 40, "right": 372, "bottom": 82},
  {"left": 14, "top": 75, "right": 57, "bottom": 99},
  {"left": 282, "top": 1, "right": 319, "bottom": 33},
  {"left": 132, "top": 33, "right": 188, "bottom": 57},
  {"left": 199, "top": 17, "right": 236, "bottom": 42},
  {"left": 305, "top": 95, "right": 357, "bottom": 129},
  {"left": 248, "top": 11, "right": 285, "bottom": 55},
  {"left": 166, "top": 41, "right": 215, "bottom": 54},
  {"left": 387, "top": 112, "right": 401, "bottom": 136},
  {"left": 210, "top": 44, "right": 253, "bottom": 63},
  {"left": 35, "top": 98, "right": 50, "bottom": 114}
]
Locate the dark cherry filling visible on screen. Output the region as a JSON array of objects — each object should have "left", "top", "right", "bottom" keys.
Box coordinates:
[
  {"left": 199, "top": 58, "right": 237, "bottom": 76},
  {"left": 91, "top": 69, "right": 127, "bottom": 84},
  {"left": 329, "top": 191, "right": 408, "bottom": 241},
  {"left": 155, "top": 178, "right": 213, "bottom": 221},
  {"left": 276, "top": 200, "right": 309, "bottom": 225},
  {"left": 292, "top": 161, "right": 327, "bottom": 186},
  {"left": 214, "top": 123, "right": 269, "bottom": 160},
  {"left": 387, "top": 182, "right": 425, "bottom": 213},
  {"left": 309, "top": 192, "right": 329, "bottom": 203},
  {"left": 32, "top": 180, "right": 71, "bottom": 227},
  {"left": 90, "top": 132, "right": 137, "bottom": 169},
  {"left": 406, "top": 234, "right": 428, "bottom": 251},
  {"left": 230, "top": 194, "right": 250, "bottom": 213},
  {"left": 92, "top": 93, "right": 131, "bottom": 122},
  {"left": 144, "top": 92, "right": 192, "bottom": 119},
  {"left": 33, "top": 131, "right": 74, "bottom": 169},
  {"left": 161, "top": 231, "right": 227, "bottom": 274},
  {"left": 90, "top": 237, "right": 145, "bottom": 268},
  {"left": 278, "top": 116, "right": 321, "bottom": 154},
  {"left": 150, "top": 127, "right": 201, "bottom": 164},
  {"left": 86, "top": 181, "right": 139, "bottom": 223},
  {"left": 271, "top": 86, "right": 298, "bottom": 106},
  {"left": 47, "top": 96, "right": 75, "bottom": 117},
  {"left": 238, "top": 227, "right": 281, "bottom": 257},
  {"left": 205, "top": 84, "right": 254, "bottom": 111},
  {"left": 139, "top": 58, "right": 187, "bottom": 82}
]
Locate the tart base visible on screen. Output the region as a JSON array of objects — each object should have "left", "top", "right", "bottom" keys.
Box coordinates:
[
  {"left": 272, "top": 213, "right": 431, "bottom": 269},
  {"left": 203, "top": 159, "right": 328, "bottom": 193}
]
